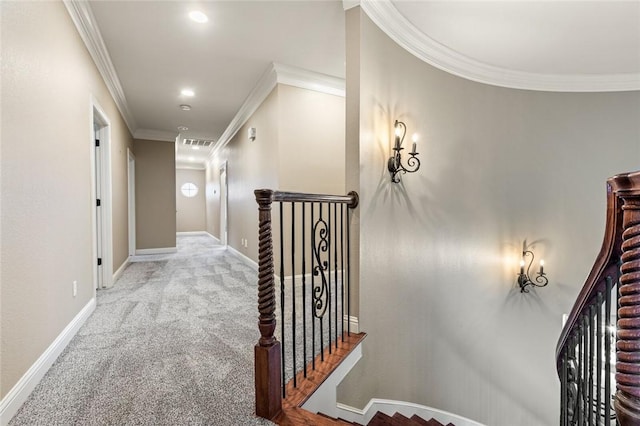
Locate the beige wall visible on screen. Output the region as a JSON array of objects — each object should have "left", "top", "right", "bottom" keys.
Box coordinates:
[
  {"left": 205, "top": 84, "right": 347, "bottom": 267},
  {"left": 338, "top": 8, "right": 640, "bottom": 426},
  {"left": 176, "top": 168, "right": 206, "bottom": 232},
  {"left": 133, "top": 139, "right": 176, "bottom": 250},
  {"left": 277, "top": 84, "right": 345, "bottom": 194},
  {"left": 0, "top": 1, "right": 133, "bottom": 398}
]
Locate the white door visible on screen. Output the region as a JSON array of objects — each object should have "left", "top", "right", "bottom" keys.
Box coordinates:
[{"left": 220, "top": 163, "right": 228, "bottom": 246}]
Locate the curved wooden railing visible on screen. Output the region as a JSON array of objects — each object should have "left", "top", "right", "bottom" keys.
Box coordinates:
[
  {"left": 254, "top": 189, "right": 361, "bottom": 421},
  {"left": 556, "top": 171, "right": 640, "bottom": 425}
]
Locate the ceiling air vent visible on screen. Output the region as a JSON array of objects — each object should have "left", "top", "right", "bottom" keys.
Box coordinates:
[{"left": 183, "top": 139, "right": 214, "bottom": 148}]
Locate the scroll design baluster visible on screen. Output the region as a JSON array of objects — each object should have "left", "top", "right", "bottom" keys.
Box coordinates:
[
  {"left": 254, "top": 189, "right": 282, "bottom": 419},
  {"left": 312, "top": 217, "right": 330, "bottom": 319},
  {"left": 615, "top": 190, "right": 640, "bottom": 423}
]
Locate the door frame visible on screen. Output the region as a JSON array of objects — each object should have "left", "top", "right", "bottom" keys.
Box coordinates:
[
  {"left": 90, "top": 96, "right": 113, "bottom": 289},
  {"left": 219, "top": 161, "right": 228, "bottom": 246},
  {"left": 127, "top": 149, "right": 136, "bottom": 257}
]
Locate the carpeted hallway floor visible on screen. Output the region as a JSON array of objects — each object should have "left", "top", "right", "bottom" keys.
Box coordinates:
[{"left": 9, "top": 235, "right": 274, "bottom": 426}]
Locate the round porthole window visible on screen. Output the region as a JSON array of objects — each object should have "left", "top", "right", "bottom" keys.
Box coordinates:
[{"left": 181, "top": 182, "right": 198, "bottom": 197}]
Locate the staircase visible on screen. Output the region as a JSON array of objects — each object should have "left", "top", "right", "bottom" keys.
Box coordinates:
[
  {"left": 366, "top": 412, "right": 454, "bottom": 426},
  {"left": 315, "top": 411, "right": 453, "bottom": 425}
]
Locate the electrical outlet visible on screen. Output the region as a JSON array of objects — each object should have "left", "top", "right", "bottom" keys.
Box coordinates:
[{"left": 73, "top": 280, "right": 77, "bottom": 297}]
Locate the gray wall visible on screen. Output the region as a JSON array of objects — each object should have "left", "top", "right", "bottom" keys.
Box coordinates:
[
  {"left": 338, "top": 8, "right": 640, "bottom": 426},
  {"left": 133, "top": 139, "right": 176, "bottom": 250},
  {"left": 1, "top": 0, "right": 133, "bottom": 398},
  {"left": 176, "top": 168, "right": 206, "bottom": 232}
]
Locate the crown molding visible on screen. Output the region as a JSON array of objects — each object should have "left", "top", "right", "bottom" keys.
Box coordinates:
[
  {"left": 360, "top": 0, "right": 640, "bottom": 92},
  {"left": 208, "top": 63, "right": 345, "bottom": 163},
  {"left": 133, "top": 129, "right": 177, "bottom": 142},
  {"left": 63, "top": 0, "right": 138, "bottom": 133}
]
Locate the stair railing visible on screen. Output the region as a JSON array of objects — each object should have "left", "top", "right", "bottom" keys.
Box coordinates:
[
  {"left": 557, "top": 171, "right": 640, "bottom": 425},
  {"left": 254, "top": 189, "right": 359, "bottom": 419}
]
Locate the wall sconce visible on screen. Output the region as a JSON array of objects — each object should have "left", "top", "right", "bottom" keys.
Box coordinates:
[
  {"left": 388, "top": 120, "right": 421, "bottom": 183},
  {"left": 517, "top": 241, "right": 548, "bottom": 293},
  {"left": 248, "top": 127, "right": 257, "bottom": 141}
]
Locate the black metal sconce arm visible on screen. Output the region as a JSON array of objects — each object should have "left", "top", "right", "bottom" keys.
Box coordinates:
[
  {"left": 388, "top": 120, "right": 421, "bottom": 183},
  {"left": 518, "top": 249, "right": 549, "bottom": 293}
]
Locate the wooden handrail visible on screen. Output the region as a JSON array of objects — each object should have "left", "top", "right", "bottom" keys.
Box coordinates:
[
  {"left": 556, "top": 171, "right": 640, "bottom": 424},
  {"left": 254, "top": 188, "right": 360, "bottom": 421}
]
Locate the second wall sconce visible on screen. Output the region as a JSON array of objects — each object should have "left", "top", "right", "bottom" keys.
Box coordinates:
[
  {"left": 517, "top": 241, "right": 548, "bottom": 293},
  {"left": 388, "top": 120, "right": 421, "bottom": 183}
]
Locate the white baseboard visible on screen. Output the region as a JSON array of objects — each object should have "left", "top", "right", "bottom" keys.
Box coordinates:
[
  {"left": 113, "top": 259, "right": 129, "bottom": 282},
  {"left": 0, "top": 298, "right": 96, "bottom": 426},
  {"left": 226, "top": 245, "right": 258, "bottom": 271},
  {"left": 134, "top": 247, "right": 177, "bottom": 256},
  {"left": 335, "top": 399, "right": 485, "bottom": 426},
  {"left": 205, "top": 232, "right": 221, "bottom": 244},
  {"left": 343, "top": 315, "right": 359, "bottom": 334},
  {"left": 176, "top": 231, "right": 208, "bottom": 236}
]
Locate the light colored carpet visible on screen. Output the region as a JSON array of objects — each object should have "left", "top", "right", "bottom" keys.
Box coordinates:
[{"left": 9, "top": 235, "right": 274, "bottom": 426}]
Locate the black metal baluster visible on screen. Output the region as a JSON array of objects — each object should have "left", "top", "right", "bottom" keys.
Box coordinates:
[
  {"left": 279, "top": 202, "right": 286, "bottom": 398},
  {"left": 560, "top": 347, "right": 567, "bottom": 426},
  {"left": 327, "top": 202, "right": 332, "bottom": 354},
  {"left": 333, "top": 202, "right": 338, "bottom": 349},
  {"left": 605, "top": 276, "right": 612, "bottom": 423},
  {"left": 311, "top": 203, "right": 316, "bottom": 370},
  {"left": 587, "top": 305, "right": 595, "bottom": 425},
  {"left": 347, "top": 206, "right": 351, "bottom": 336},
  {"left": 597, "top": 292, "right": 603, "bottom": 425},
  {"left": 291, "top": 203, "right": 296, "bottom": 388},
  {"left": 302, "top": 202, "right": 307, "bottom": 378},
  {"left": 340, "top": 204, "right": 345, "bottom": 342},
  {"left": 319, "top": 203, "right": 324, "bottom": 362},
  {"left": 583, "top": 315, "right": 589, "bottom": 425},
  {"left": 578, "top": 322, "right": 584, "bottom": 425}
]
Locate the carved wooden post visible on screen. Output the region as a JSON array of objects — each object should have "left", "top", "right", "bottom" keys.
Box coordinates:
[
  {"left": 254, "top": 189, "right": 282, "bottom": 419},
  {"left": 614, "top": 172, "right": 640, "bottom": 424}
]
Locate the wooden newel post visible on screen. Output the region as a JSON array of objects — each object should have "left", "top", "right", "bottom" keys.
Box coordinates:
[
  {"left": 615, "top": 173, "right": 640, "bottom": 425},
  {"left": 254, "top": 189, "right": 282, "bottom": 419}
]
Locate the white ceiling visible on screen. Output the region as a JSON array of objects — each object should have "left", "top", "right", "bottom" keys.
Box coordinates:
[{"left": 83, "top": 0, "right": 640, "bottom": 167}]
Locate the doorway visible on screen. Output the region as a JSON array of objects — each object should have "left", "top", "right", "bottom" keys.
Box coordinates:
[
  {"left": 92, "top": 99, "right": 113, "bottom": 289},
  {"left": 127, "top": 149, "right": 136, "bottom": 257},
  {"left": 219, "top": 162, "right": 228, "bottom": 246}
]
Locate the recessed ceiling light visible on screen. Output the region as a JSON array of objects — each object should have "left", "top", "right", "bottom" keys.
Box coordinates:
[
  {"left": 192, "top": 146, "right": 200, "bottom": 150},
  {"left": 181, "top": 88, "right": 195, "bottom": 97},
  {"left": 179, "top": 104, "right": 192, "bottom": 111},
  {"left": 178, "top": 125, "right": 188, "bottom": 131},
  {"left": 189, "top": 11, "right": 208, "bottom": 24}
]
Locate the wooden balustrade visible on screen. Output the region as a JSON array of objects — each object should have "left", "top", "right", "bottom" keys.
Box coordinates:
[
  {"left": 557, "top": 171, "right": 640, "bottom": 425},
  {"left": 254, "top": 189, "right": 359, "bottom": 421}
]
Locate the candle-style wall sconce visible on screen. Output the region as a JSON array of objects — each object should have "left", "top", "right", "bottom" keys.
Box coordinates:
[
  {"left": 517, "top": 241, "right": 548, "bottom": 293},
  {"left": 388, "top": 120, "right": 421, "bottom": 183}
]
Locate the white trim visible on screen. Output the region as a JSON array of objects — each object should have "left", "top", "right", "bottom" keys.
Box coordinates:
[
  {"left": 176, "top": 164, "right": 206, "bottom": 171},
  {"left": 359, "top": 0, "right": 640, "bottom": 93},
  {"left": 335, "top": 399, "right": 486, "bottom": 426},
  {"left": 226, "top": 246, "right": 258, "bottom": 271},
  {"left": 274, "top": 63, "right": 345, "bottom": 97},
  {"left": 113, "top": 259, "right": 129, "bottom": 282},
  {"left": 176, "top": 231, "right": 211, "bottom": 237},
  {"left": 91, "top": 97, "right": 114, "bottom": 290},
  {"left": 133, "top": 128, "right": 177, "bottom": 142},
  {"left": 63, "top": 1, "right": 136, "bottom": 133},
  {"left": 206, "top": 232, "right": 222, "bottom": 244},
  {"left": 0, "top": 298, "right": 96, "bottom": 426},
  {"left": 343, "top": 315, "right": 359, "bottom": 334},
  {"left": 135, "top": 247, "right": 177, "bottom": 255},
  {"left": 209, "top": 63, "right": 346, "bottom": 161}
]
